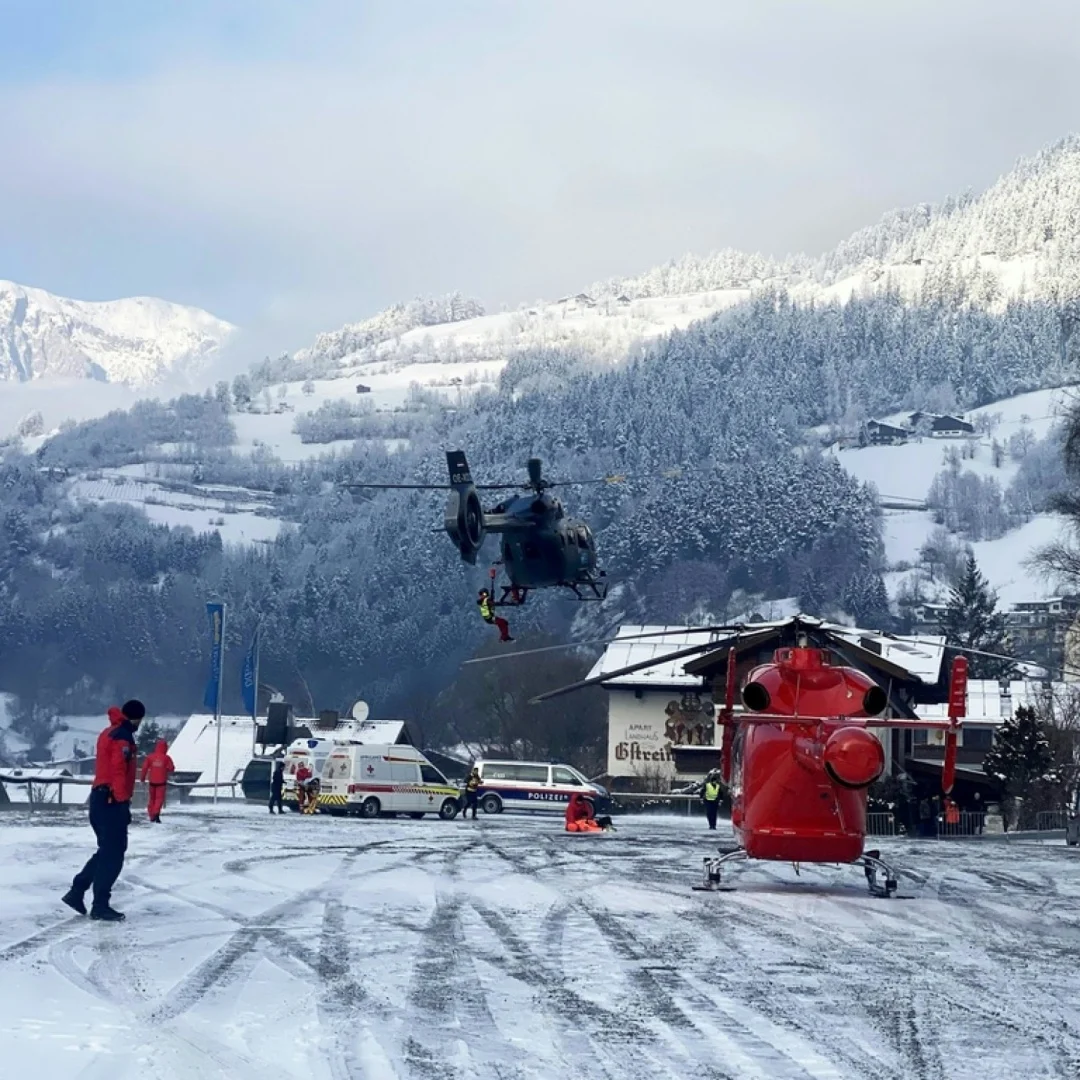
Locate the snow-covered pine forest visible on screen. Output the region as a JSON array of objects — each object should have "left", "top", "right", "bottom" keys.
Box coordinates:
[{"left": 6, "top": 135, "right": 1080, "bottom": 761}]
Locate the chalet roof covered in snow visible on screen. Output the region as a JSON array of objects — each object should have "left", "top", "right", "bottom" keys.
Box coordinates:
[
  {"left": 586, "top": 626, "right": 716, "bottom": 688},
  {"left": 167, "top": 714, "right": 259, "bottom": 797},
  {"left": 590, "top": 619, "right": 947, "bottom": 691},
  {"left": 914, "top": 680, "right": 1072, "bottom": 725}
]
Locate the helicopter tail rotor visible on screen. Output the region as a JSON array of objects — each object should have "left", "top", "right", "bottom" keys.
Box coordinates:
[{"left": 444, "top": 450, "right": 486, "bottom": 564}]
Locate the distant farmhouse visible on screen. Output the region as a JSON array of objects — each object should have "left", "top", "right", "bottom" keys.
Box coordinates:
[
  {"left": 863, "top": 419, "right": 909, "bottom": 445},
  {"left": 862, "top": 411, "right": 974, "bottom": 446}
]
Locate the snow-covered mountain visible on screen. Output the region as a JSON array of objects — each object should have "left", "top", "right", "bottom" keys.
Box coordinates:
[
  {"left": 0, "top": 280, "right": 233, "bottom": 386},
  {"left": 289, "top": 135, "right": 1080, "bottom": 380}
]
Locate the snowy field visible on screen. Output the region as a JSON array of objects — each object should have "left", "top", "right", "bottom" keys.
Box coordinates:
[{"left": 3, "top": 809, "right": 1080, "bottom": 1079}]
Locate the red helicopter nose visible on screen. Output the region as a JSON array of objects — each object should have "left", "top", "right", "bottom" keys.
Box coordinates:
[{"left": 823, "top": 727, "right": 884, "bottom": 789}]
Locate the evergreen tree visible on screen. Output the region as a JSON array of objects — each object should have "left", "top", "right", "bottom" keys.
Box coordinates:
[
  {"left": 232, "top": 374, "right": 253, "bottom": 410},
  {"left": 983, "top": 705, "right": 1054, "bottom": 828},
  {"left": 797, "top": 568, "right": 825, "bottom": 616},
  {"left": 941, "top": 555, "right": 1015, "bottom": 678},
  {"left": 137, "top": 718, "right": 163, "bottom": 754}
]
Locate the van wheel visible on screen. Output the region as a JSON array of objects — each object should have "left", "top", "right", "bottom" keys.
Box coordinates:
[
  {"left": 481, "top": 793, "right": 502, "bottom": 815},
  {"left": 409, "top": 812, "right": 425, "bottom": 820},
  {"left": 439, "top": 799, "right": 459, "bottom": 820},
  {"left": 360, "top": 797, "right": 381, "bottom": 819}
]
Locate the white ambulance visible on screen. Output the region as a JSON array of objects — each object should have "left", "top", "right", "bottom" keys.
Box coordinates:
[
  {"left": 318, "top": 744, "right": 461, "bottom": 819},
  {"left": 281, "top": 736, "right": 333, "bottom": 811}
]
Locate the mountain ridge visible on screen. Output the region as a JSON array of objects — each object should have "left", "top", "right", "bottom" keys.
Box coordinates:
[{"left": 0, "top": 279, "right": 234, "bottom": 387}]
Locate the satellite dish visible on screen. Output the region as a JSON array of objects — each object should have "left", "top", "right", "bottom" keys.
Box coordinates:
[{"left": 350, "top": 700, "right": 370, "bottom": 723}]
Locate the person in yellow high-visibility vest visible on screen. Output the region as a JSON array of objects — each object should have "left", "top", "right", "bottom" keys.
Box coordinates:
[
  {"left": 478, "top": 589, "right": 513, "bottom": 642},
  {"left": 702, "top": 770, "right": 722, "bottom": 830}
]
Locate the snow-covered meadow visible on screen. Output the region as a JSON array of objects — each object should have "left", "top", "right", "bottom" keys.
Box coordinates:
[{"left": 3, "top": 808, "right": 1080, "bottom": 1079}]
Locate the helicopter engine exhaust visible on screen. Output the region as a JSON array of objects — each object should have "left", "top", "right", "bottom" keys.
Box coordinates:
[
  {"left": 822, "top": 727, "right": 884, "bottom": 789},
  {"left": 741, "top": 682, "right": 770, "bottom": 712}
]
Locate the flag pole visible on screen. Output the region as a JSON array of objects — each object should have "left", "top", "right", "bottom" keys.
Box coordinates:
[
  {"left": 251, "top": 624, "right": 261, "bottom": 758},
  {"left": 213, "top": 604, "right": 226, "bottom": 805}
]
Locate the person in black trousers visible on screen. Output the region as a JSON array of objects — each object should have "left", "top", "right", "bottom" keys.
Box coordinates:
[
  {"left": 701, "top": 769, "right": 723, "bottom": 830},
  {"left": 269, "top": 759, "right": 285, "bottom": 814},
  {"left": 63, "top": 700, "right": 145, "bottom": 922},
  {"left": 461, "top": 767, "right": 480, "bottom": 820}
]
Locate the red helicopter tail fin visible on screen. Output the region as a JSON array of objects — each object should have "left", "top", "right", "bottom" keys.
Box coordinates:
[
  {"left": 719, "top": 647, "right": 737, "bottom": 784},
  {"left": 942, "top": 655, "right": 967, "bottom": 796}
]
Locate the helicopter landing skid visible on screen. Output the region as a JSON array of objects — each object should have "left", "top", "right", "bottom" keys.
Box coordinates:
[
  {"left": 692, "top": 849, "right": 747, "bottom": 891},
  {"left": 564, "top": 577, "right": 608, "bottom": 602},
  {"left": 692, "top": 848, "right": 911, "bottom": 898},
  {"left": 492, "top": 585, "right": 529, "bottom": 608},
  {"left": 862, "top": 849, "right": 906, "bottom": 899}
]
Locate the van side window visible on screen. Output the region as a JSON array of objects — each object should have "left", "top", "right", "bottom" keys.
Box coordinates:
[
  {"left": 420, "top": 764, "right": 447, "bottom": 785},
  {"left": 552, "top": 767, "right": 582, "bottom": 786},
  {"left": 511, "top": 764, "right": 549, "bottom": 783},
  {"left": 483, "top": 762, "right": 549, "bottom": 783}
]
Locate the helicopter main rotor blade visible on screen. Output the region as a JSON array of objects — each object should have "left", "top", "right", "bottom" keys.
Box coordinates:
[
  {"left": 528, "top": 634, "right": 744, "bottom": 704},
  {"left": 346, "top": 481, "right": 522, "bottom": 492},
  {"left": 548, "top": 466, "right": 685, "bottom": 488},
  {"left": 463, "top": 625, "right": 747, "bottom": 666},
  {"left": 346, "top": 482, "right": 451, "bottom": 491}
]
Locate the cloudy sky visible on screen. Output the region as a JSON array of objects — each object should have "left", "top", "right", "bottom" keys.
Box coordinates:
[{"left": 3, "top": 0, "right": 1080, "bottom": 351}]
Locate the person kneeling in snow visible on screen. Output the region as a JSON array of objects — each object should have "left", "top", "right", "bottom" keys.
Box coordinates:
[{"left": 565, "top": 792, "right": 612, "bottom": 833}]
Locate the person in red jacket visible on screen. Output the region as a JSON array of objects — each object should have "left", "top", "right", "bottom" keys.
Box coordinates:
[
  {"left": 295, "top": 761, "right": 313, "bottom": 813},
  {"left": 565, "top": 792, "right": 603, "bottom": 833},
  {"left": 62, "top": 700, "right": 145, "bottom": 921},
  {"left": 140, "top": 739, "right": 175, "bottom": 823}
]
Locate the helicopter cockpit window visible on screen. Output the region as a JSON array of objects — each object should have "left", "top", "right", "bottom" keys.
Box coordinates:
[{"left": 577, "top": 528, "right": 590, "bottom": 549}]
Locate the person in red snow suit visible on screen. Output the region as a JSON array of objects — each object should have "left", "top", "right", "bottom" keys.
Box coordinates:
[
  {"left": 63, "top": 700, "right": 145, "bottom": 921},
  {"left": 565, "top": 792, "right": 604, "bottom": 833},
  {"left": 295, "top": 762, "right": 313, "bottom": 812},
  {"left": 140, "top": 739, "right": 175, "bottom": 822}
]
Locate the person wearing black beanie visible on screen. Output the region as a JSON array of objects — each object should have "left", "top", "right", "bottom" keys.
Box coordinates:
[{"left": 62, "top": 699, "right": 146, "bottom": 921}]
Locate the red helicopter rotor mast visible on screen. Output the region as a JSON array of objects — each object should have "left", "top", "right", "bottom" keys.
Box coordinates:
[{"left": 718, "top": 646, "right": 737, "bottom": 784}]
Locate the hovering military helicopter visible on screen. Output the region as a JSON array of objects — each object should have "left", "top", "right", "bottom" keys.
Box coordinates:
[{"left": 349, "top": 450, "right": 652, "bottom": 605}]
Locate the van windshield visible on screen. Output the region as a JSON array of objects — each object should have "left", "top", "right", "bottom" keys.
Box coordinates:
[{"left": 421, "top": 764, "right": 447, "bottom": 785}]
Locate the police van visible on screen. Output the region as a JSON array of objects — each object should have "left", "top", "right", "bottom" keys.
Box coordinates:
[
  {"left": 318, "top": 744, "right": 461, "bottom": 819},
  {"left": 471, "top": 759, "right": 609, "bottom": 815}
]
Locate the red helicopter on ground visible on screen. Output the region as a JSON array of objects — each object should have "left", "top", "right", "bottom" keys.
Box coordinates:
[
  {"left": 690, "top": 641, "right": 966, "bottom": 897},
  {"left": 528, "top": 617, "right": 969, "bottom": 898}
]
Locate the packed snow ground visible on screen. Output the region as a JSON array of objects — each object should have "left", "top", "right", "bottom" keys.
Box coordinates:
[{"left": 3, "top": 808, "right": 1080, "bottom": 1079}]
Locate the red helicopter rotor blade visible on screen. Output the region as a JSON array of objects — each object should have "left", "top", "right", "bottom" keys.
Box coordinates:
[
  {"left": 719, "top": 647, "right": 737, "bottom": 785},
  {"left": 942, "top": 655, "right": 968, "bottom": 796}
]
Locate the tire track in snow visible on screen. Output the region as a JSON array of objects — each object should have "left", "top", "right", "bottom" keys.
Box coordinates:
[
  {"left": 403, "top": 891, "right": 530, "bottom": 1080},
  {"left": 584, "top": 902, "right": 863, "bottom": 1080},
  {"left": 467, "top": 898, "right": 702, "bottom": 1080}
]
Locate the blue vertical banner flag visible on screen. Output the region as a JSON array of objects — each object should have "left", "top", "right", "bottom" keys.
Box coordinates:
[
  {"left": 203, "top": 602, "right": 225, "bottom": 712},
  {"left": 241, "top": 626, "right": 259, "bottom": 717}
]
